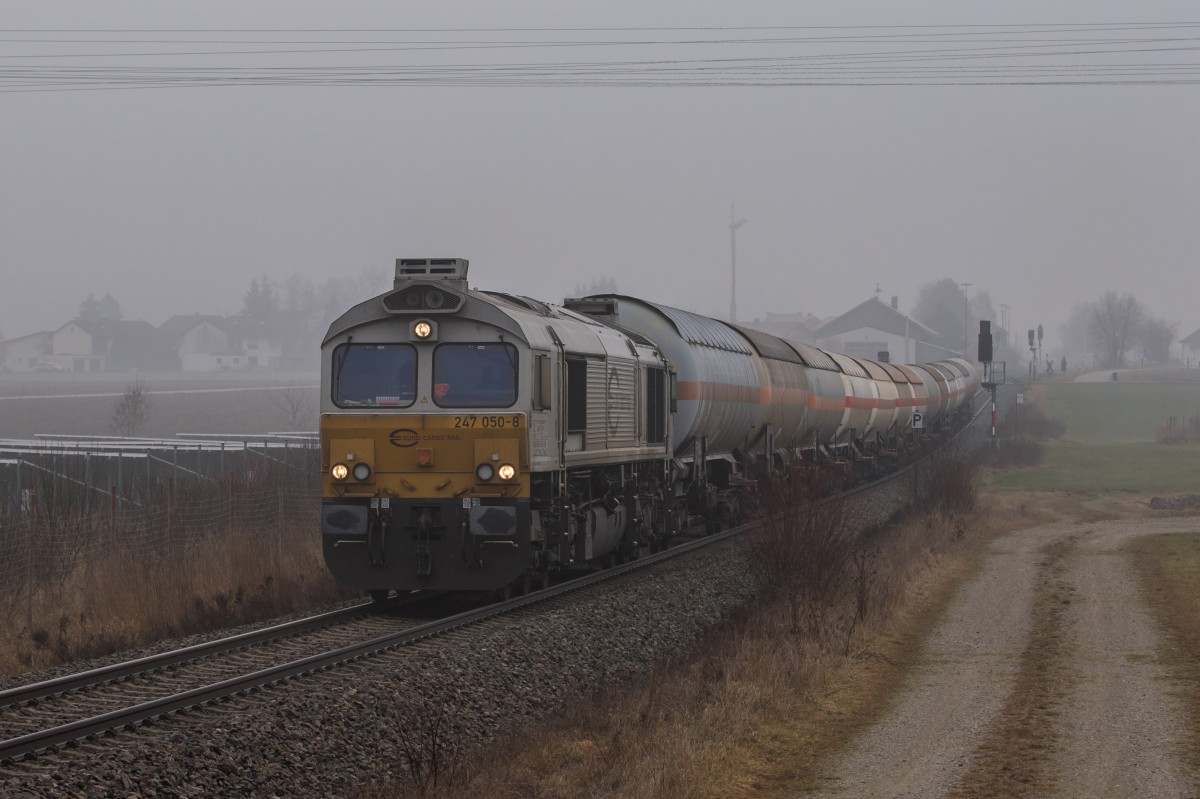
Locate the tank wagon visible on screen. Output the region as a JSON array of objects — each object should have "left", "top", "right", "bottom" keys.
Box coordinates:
[{"left": 320, "top": 258, "right": 981, "bottom": 597}]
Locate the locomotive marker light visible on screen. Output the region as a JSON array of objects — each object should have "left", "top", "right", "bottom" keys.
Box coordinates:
[
  {"left": 475, "top": 462, "right": 495, "bottom": 481},
  {"left": 412, "top": 320, "right": 435, "bottom": 340},
  {"left": 352, "top": 462, "right": 372, "bottom": 482},
  {"left": 498, "top": 463, "right": 516, "bottom": 481},
  {"left": 331, "top": 463, "right": 349, "bottom": 481}
]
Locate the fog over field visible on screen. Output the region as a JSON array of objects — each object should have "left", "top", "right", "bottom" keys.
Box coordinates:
[{"left": 3, "top": 0, "right": 1199, "bottom": 359}]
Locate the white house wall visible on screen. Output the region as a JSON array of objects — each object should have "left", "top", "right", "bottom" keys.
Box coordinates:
[{"left": 818, "top": 325, "right": 915, "bottom": 364}]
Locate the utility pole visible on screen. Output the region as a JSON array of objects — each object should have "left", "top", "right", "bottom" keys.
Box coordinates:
[
  {"left": 960, "top": 282, "right": 972, "bottom": 358},
  {"left": 729, "top": 204, "right": 747, "bottom": 324}
]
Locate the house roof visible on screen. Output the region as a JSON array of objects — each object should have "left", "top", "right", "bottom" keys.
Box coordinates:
[
  {"left": 0, "top": 330, "right": 52, "bottom": 348},
  {"left": 813, "top": 297, "right": 942, "bottom": 342},
  {"left": 745, "top": 311, "right": 820, "bottom": 344},
  {"left": 158, "top": 314, "right": 229, "bottom": 341},
  {"left": 1181, "top": 327, "right": 1200, "bottom": 347},
  {"left": 59, "top": 319, "right": 158, "bottom": 342}
]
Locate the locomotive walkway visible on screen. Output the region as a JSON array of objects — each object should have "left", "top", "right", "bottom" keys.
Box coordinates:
[{"left": 803, "top": 511, "right": 1197, "bottom": 798}]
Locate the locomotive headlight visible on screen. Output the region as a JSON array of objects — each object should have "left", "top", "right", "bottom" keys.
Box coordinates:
[
  {"left": 475, "top": 463, "right": 495, "bottom": 482},
  {"left": 352, "top": 462, "right": 372, "bottom": 481},
  {"left": 413, "top": 321, "right": 432, "bottom": 339},
  {"left": 331, "top": 463, "right": 349, "bottom": 481},
  {"left": 497, "top": 463, "right": 516, "bottom": 481}
]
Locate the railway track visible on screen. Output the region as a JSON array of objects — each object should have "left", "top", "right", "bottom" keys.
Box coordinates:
[
  {"left": 0, "top": 394, "right": 991, "bottom": 766},
  {"left": 0, "top": 593, "right": 443, "bottom": 763},
  {"left": 0, "top": 524, "right": 747, "bottom": 765}
]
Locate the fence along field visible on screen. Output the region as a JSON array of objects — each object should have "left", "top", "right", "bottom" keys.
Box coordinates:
[{"left": 0, "top": 434, "right": 348, "bottom": 675}]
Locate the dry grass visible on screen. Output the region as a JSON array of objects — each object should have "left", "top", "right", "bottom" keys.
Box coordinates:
[
  {"left": 1157, "top": 413, "right": 1200, "bottom": 444},
  {"left": 1129, "top": 532, "right": 1200, "bottom": 794},
  {"left": 394, "top": 460, "right": 1029, "bottom": 799},
  {"left": 0, "top": 465, "right": 352, "bottom": 677}
]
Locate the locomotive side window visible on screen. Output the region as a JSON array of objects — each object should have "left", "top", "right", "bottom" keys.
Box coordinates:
[
  {"left": 432, "top": 343, "right": 518, "bottom": 408},
  {"left": 332, "top": 344, "right": 416, "bottom": 408},
  {"left": 566, "top": 356, "right": 587, "bottom": 433},
  {"left": 645, "top": 367, "right": 666, "bottom": 444}
]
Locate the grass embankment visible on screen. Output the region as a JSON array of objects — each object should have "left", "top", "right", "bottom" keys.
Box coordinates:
[
  {"left": 1130, "top": 533, "right": 1200, "bottom": 790},
  {"left": 0, "top": 469, "right": 353, "bottom": 678},
  {"left": 392, "top": 451, "right": 1032, "bottom": 799},
  {"left": 988, "top": 379, "right": 1200, "bottom": 494}
]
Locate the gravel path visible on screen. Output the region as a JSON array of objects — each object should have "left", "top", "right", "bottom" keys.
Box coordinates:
[{"left": 806, "top": 513, "right": 1199, "bottom": 798}]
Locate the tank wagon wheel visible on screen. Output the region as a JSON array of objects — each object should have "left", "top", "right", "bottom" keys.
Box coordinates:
[{"left": 369, "top": 589, "right": 391, "bottom": 603}]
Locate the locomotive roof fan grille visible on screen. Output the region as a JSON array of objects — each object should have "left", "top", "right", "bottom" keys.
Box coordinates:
[{"left": 383, "top": 257, "right": 468, "bottom": 314}]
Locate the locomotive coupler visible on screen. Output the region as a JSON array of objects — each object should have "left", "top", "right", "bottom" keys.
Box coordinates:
[
  {"left": 414, "top": 509, "right": 434, "bottom": 577},
  {"left": 367, "top": 513, "right": 388, "bottom": 567}
]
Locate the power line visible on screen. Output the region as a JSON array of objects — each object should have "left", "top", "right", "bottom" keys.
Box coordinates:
[{"left": 4, "top": 23, "right": 1200, "bottom": 91}]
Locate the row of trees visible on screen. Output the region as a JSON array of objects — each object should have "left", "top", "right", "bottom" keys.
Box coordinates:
[
  {"left": 239, "top": 267, "right": 389, "bottom": 368},
  {"left": 1060, "top": 292, "right": 1177, "bottom": 368},
  {"left": 908, "top": 280, "right": 1179, "bottom": 371}
]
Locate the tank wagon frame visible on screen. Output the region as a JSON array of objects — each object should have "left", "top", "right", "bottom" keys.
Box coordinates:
[{"left": 319, "top": 258, "right": 981, "bottom": 596}]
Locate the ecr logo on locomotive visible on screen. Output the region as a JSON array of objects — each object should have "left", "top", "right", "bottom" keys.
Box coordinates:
[{"left": 388, "top": 428, "right": 420, "bottom": 447}]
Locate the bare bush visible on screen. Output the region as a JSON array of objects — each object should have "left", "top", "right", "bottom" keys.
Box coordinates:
[
  {"left": 110, "top": 377, "right": 152, "bottom": 436},
  {"left": 912, "top": 442, "right": 982, "bottom": 518},
  {"left": 982, "top": 438, "right": 1046, "bottom": 468},
  {"left": 748, "top": 468, "right": 860, "bottom": 641},
  {"left": 1009, "top": 400, "right": 1066, "bottom": 441},
  {"left": 394, "top": 691, "right": 464, "bottom": 797},
  {"left": 1157, "top": 414, "right": 1200, "bottom": 445}
]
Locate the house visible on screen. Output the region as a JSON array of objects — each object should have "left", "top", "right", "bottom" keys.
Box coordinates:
[
  {"left": 228, "top": 317, "right": 284, "bottom": 370},
  {"left": 48, "top": 319, "right": 173, "bottom": 372},
  {"left": 159, "top": 314, "right": 239, "bottom": 371},
  {"left": 158, "top": 314, "right": 285, "bottom": 371},
  {"left": 813, "top": 296, "right": 959, "bottom": 364},
  {"left": 0, "top": 331, "right": 53, "bottom": 372},
  {"left": 1182, "top": 327, "right": 1200, "bottom": 367}
]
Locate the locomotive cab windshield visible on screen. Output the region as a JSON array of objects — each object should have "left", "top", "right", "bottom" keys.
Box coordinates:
[
  {"left": 332, "top": 343, "right": 416, "bottom": 408},
  {"left": 432, "top": 343, "right": 517, "bottom": 407}
]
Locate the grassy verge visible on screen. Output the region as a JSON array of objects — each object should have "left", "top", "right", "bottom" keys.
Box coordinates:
[
  {"left": 391, "top": 461, "right": 1033, "bottom": 799},
  {"left": 0, "top": 532, "right": 349, "bottom": 677},
  {"left": 0, "top": 465, "right": 353, "bottom": 678},
  {"left": 987, "top": 380, "right": 1200, "bottom": 495},
  {"left": 988, "top": 441, "right": 1200, "bottom": 494},
  {"left": 1129, "top": 532, "right": 1200, "bottom": 792}
]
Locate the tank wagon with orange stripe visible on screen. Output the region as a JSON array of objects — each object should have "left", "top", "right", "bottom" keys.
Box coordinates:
[{"left": 320, "top": 258, "right": 981, "bottom": 597}]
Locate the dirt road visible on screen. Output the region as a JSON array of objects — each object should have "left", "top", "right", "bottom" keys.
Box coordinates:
[{"left": 805, "top": 513, "right": 1199, "bottom": 798}]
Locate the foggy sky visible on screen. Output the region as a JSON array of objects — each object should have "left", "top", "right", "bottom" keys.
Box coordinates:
[{"left": 3, "top": 0, "right": 1199, "bottom": 354}]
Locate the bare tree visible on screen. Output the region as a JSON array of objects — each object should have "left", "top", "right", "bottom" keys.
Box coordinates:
[
  {"left": 269, "top": 386, "right": 317, "bottom": 430},
  {"left": 1137, "top": 315, "right": 1179, "bottom": 364},
  {"left": 1089, "top": 291, "right": 1143, "bottom": 368},
  {"left": 110, "top": 377, "right": 152, "bottom": 436}
]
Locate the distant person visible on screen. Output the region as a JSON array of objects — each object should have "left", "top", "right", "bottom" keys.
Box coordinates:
[{"left": 1061, "top": 356, "right": 1067, "bottom": 373}]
